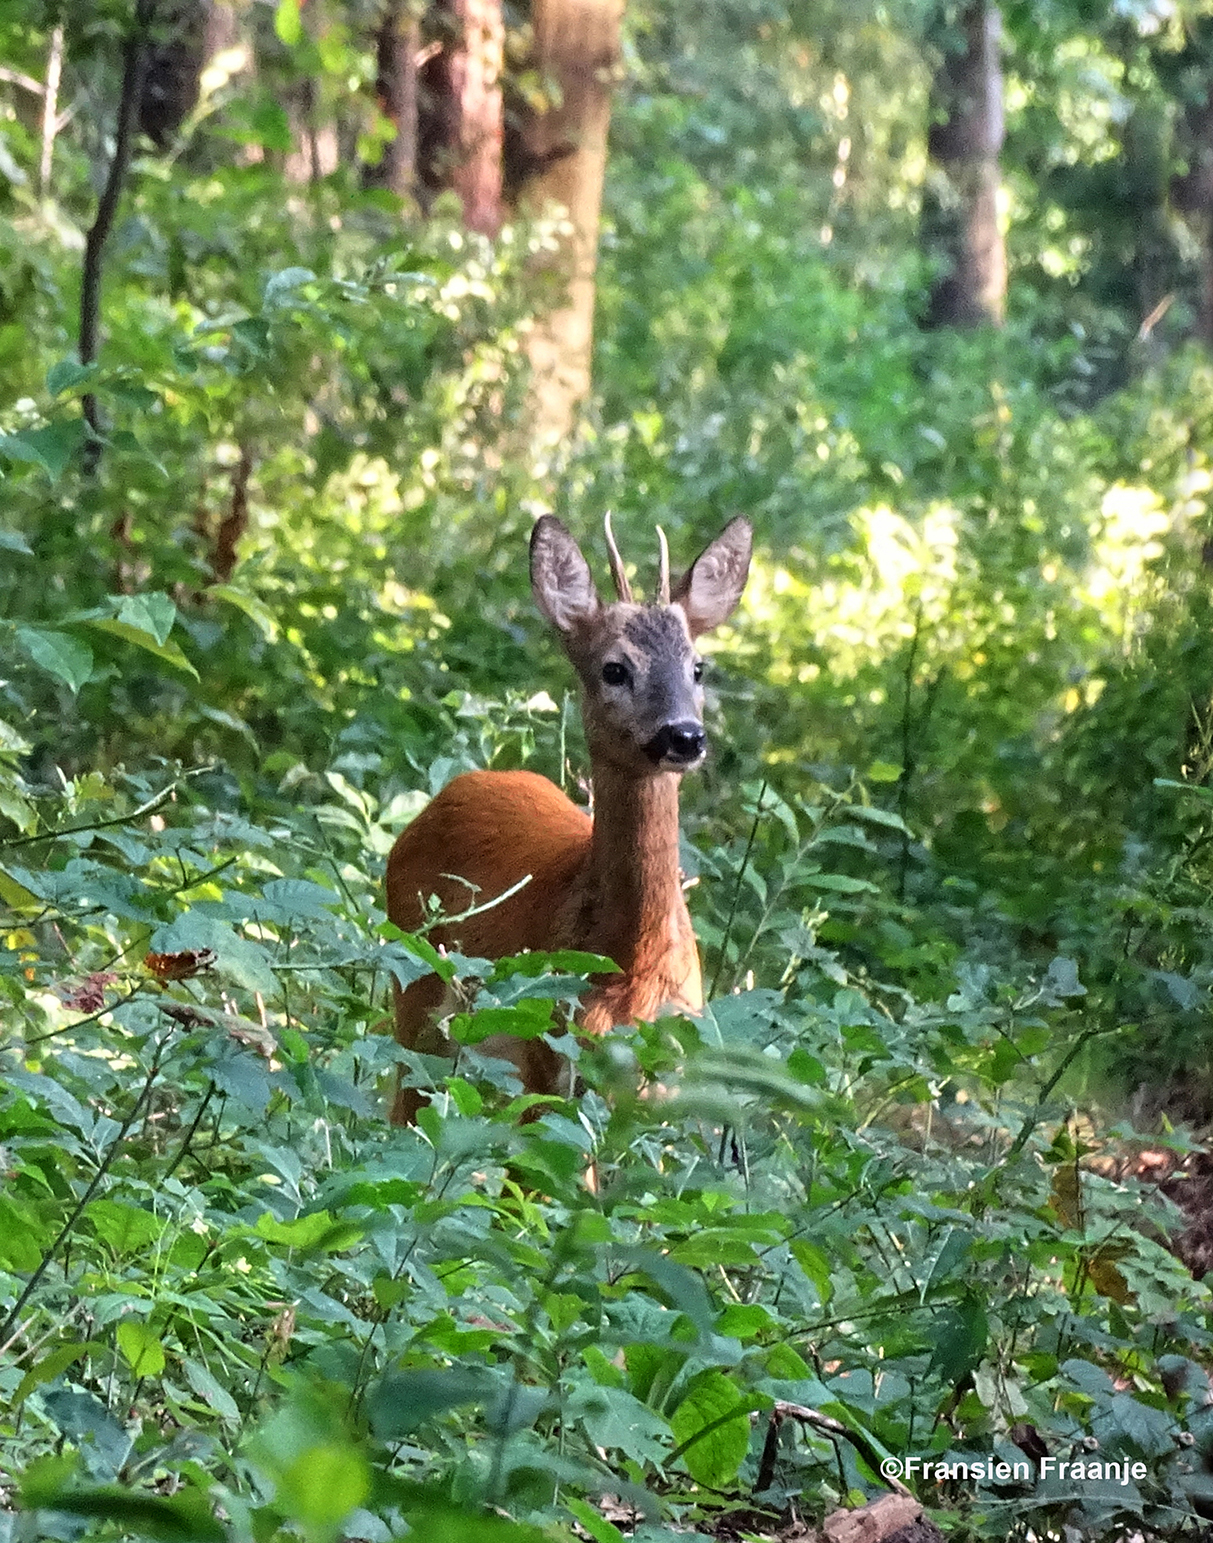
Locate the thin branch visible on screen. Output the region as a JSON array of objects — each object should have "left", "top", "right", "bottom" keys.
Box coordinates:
[
  {"left": 163, "top": 1080, "right": 216, "bottom": 1181},
  {"left": 38, "top": 25, "right": 64, "bottom": 195},
  {"left": 80, "top": 0, "right": 156, "bottom": 465},
  {"left": 708, "top": 781, "right": 767, "bottom": 999},
  {"left": 0, "top": 1042, "right": 166, "bottom": 1346},
  {"left": 0, "top": 779, "right": 181, "bottom": 851},
  {"left": 0, "top": 65, "right": 43, "bottom": 96}
]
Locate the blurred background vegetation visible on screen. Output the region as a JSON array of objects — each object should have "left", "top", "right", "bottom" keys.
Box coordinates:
[{"left": 9, "top": 0, "right": 1213, "bottom": 1537}]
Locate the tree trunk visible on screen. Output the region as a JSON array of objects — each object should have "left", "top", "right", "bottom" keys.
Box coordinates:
[
  {"left": 922, "top": 1, "right": 1006, "bottom": 329},
  {"left": 1171, "top": 41, "right": 1213, "bottom": 348},
  {"left": 369, "top": 0, "right": 420, "bottom": 196},
  {"left": 420, "top": 0, "right": 503, "bottom": 233},
  {"left": 511, "top": 0, "right": 624, "bottom": 443}
]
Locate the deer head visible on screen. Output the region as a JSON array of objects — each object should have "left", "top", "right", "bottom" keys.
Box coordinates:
[{"left": 530, "top": 514, "right": 752, "bottom": 777}]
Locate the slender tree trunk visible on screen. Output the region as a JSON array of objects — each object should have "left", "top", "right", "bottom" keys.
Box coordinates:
[
  {"left": 922, "top": 1, "right": 1006, "bottom": 329},
  {"left": 511, "top": 0, "right": 624, "bottom": 444},
  {"left": 420, "top": 0, "right": 503, "bottom": 232},
  {"left": 1173, "top": 72, "right": 1213, "bottom": 348},
  {"left": 369, "top": 0, "right": 420, "bottom": 196},
  {"left": 81, "top": 0, "right": 156, "bottom": 468}
]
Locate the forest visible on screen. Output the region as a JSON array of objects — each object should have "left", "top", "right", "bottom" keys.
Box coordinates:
[{"left": 6, "top": 0, "right": 1213, "bottom": 1538}]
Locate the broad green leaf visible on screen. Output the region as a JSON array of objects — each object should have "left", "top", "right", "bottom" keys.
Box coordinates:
[
  {"left": 0, "top": 718, "right": 32, "bottom": 753},
  {"left": 116, "top": 592, "right": 177, "bottom": 646},
  {"left": 276, "top": 1441, "right": 370, "bottom": 1535},
  {"left": 564, "top": 1499, "right": 626, "bottom": 1543},
  {"left": 851, "top": 804, "right": 911, "bottom": 832},
  {"left": 369, "top": 1369, "right": 497, "bottom": 1436},
  {"left": 116, "top": 1319, "right": 166, "bottom": 1378},
  {"left": 86, "top": 618, "right": 198, "bottom": 678},
  {"left": 16, "top": 627, "right": 92, "bottom": 693},
  {"left": 265, "top": 266, "right": 317, "bottom": 305},
  {"left": 255, "top": 1210, "right": 361, "bottom": 1253},
  {"left": 0, "top": 1197, "right": 47, "bottom": 1269},
  {"left": 213, "top": 583, "right": 281, "bottom": 640},
  {"left": 670, "top": 1370, "right": 753, "bottom": 1487},
  {"left": 0, "top": 419, "right": 86, "bottom": 479},
  {"left": 12, "top": 1343, "right": 90, "bottom": 1409},
  {"left": 47, "top": 358, "right": 97, "bottom": 397},
  {"left": 806, "top": 871, "right": 880, "bottom": 893},
  {"left": 22, "top": 1485, "right": 222, "bottom": 1542},
  {"left": 149, "top": 913, "right": 276, "bottom": 995},
  {"left": 181, "top": 1357, "right": 241, "bottom": 1424},
  {"left": 0, "top": 867, "right": 40, "bottom": 909},
  {"left": 90, "top": 1200, "right": 164, "bottom": 1254}
]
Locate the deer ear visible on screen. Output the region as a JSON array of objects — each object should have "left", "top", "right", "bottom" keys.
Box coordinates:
[
  {"left": 531, "top": 516, "right": 601, "bottom": 634},
  {"left": 671, "top": 517, "right": 752, "bottom": 637}
]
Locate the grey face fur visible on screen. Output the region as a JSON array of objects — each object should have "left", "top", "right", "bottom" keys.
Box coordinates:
[{"left": 530, "top": 516, "right": 753, "bottom": 777}]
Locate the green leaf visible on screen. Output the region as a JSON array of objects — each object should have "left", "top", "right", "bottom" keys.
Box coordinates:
[
  {"left": 570, "top": 1384, "right": 670, "bottom": 1466},
  {"left": 0, "top": 419, "right": 86, "bottom": 479},
  {"left": 116, "top": 1319, "right": 166, "bottom": 1379},
  {"left": 116, "top": 592, "right": 177, "bottom": 646},
  {"left": 149, "top": 913, "right": 277, "bottom": 995},
  {"left": 670, "top": 1370, "right": 753, "bottom": 1487},
  {"left": 806, "top": 871, "right": 879, "bottom": 893},
  {"left": 565, "top": 1498, "right": 626, "bottom": 1543},
  {"left": 274, "top": 0, "right": 302, "bottom": 44},
  {"left": 265, "top": 266, "right": 318, "bottom": 306},
  {"left": 255, "top": 1210, "right": 350, "bottom": 1250},
  {"left": 86, "top": 618, "right": 198, "bottom": 678},
  {"left": 850, "top": 804, "right": 912, "bottom": 833},
  {"left": 15, "top": 627, "right": 93, "bottom": 693},
  {"left": 451, "top": 1000, "right": 556, "bottom": 1045},
  {"left": 11, "top": 1343, "right": 90, "bottom": 1409},
  {"left": 928, "top": 1295, "right": 988, "bottom": 1384},
  {"left": 369, "top": 1369, "right": 497, "bottom": 1436},
  {"left": 46, "top": 358, "right": 97, "bottom": 397},
  {"left": 181, "top": 1357, "right": 241, "bottom": 1423},
  {"left": 90, "top": 1199, "right": 165, "bottom": 1255},
  {"left": 277, "top": 1441, "right": 370, "bottom": 1536},
  {"left": 24, "top": 1486, "right": 223, "bottom": 1542},
  {"left": 0, "top": 719, "right": 32, "bottom": 755},
  {"left": 213, "top": 583, "right": 281, "bottom": 641},
  {"left": 866, "top": 761, "right": 903, "bottom": 783}
]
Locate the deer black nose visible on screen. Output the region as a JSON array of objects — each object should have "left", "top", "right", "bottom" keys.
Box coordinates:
[{"left": 650, "top": 721, "right": 706, "bottom": 765}]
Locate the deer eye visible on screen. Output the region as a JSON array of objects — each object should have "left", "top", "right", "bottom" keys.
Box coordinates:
[
  {"left": 693, "top": 659, "right": 705, "bottom": 683},
  {"left": 602, "top": 661, "right": 630, "bottom": 687}
]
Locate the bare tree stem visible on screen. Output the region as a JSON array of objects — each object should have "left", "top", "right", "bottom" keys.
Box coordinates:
[
  {"left": 38, "top": 25, "right": 64, "bottom": 196},
  {"left": 80, "top": 0, "right": 156, "bottom": 464}
]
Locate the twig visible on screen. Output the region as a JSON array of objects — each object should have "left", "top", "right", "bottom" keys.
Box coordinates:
[
  {"left": 0, "top": 1041, "right": 167, "bottom": 1345},
  {"left": 765, "top": 1401, "right": 912, "bottom": 1495},
  {"left": 0, "top": 65, "right": 43, "bottom": 96},
  {"left": 38, "top": 25, "right": 64, "bottom": 195},
  {"left": 80, "top": 0, "right": 156, "bottom": 467},
  {"left": 708, "top": 780, "right": 767, "bottom": 999},
  {"left": 163, "top": 1080, "right": 216, "bottom": 1181},
  {"left": 0, "top": 780, "right": 181, "bottom": 851}
]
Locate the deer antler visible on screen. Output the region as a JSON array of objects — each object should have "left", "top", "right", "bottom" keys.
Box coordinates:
[
  {"left": 656, "top": 525, "right": 670, "bottom": 605},
  {"left": 604, "top": 512, "right": 633, "bottom": 602}
]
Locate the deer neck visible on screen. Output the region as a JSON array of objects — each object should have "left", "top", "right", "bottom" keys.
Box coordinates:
[{"left": 579, "top": 764, "right": 687, "bottom": 971}]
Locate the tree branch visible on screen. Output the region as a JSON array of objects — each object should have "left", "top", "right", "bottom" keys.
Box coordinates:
[{"left": 80, "top": 0, "right": 156, "bottom": 466}]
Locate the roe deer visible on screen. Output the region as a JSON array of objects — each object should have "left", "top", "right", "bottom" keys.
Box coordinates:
[{"left": 386, "top": 514, "right": 752, "bottom": 1121}]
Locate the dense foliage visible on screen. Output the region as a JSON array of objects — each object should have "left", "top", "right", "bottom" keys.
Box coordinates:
[{"left": 7, "top": 1, "right": 1213, "bottom": 1540}]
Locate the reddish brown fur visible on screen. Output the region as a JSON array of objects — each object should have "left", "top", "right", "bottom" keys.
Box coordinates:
[{"left": 385, "top": 516, "right": 750, "bottom": 1122}]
